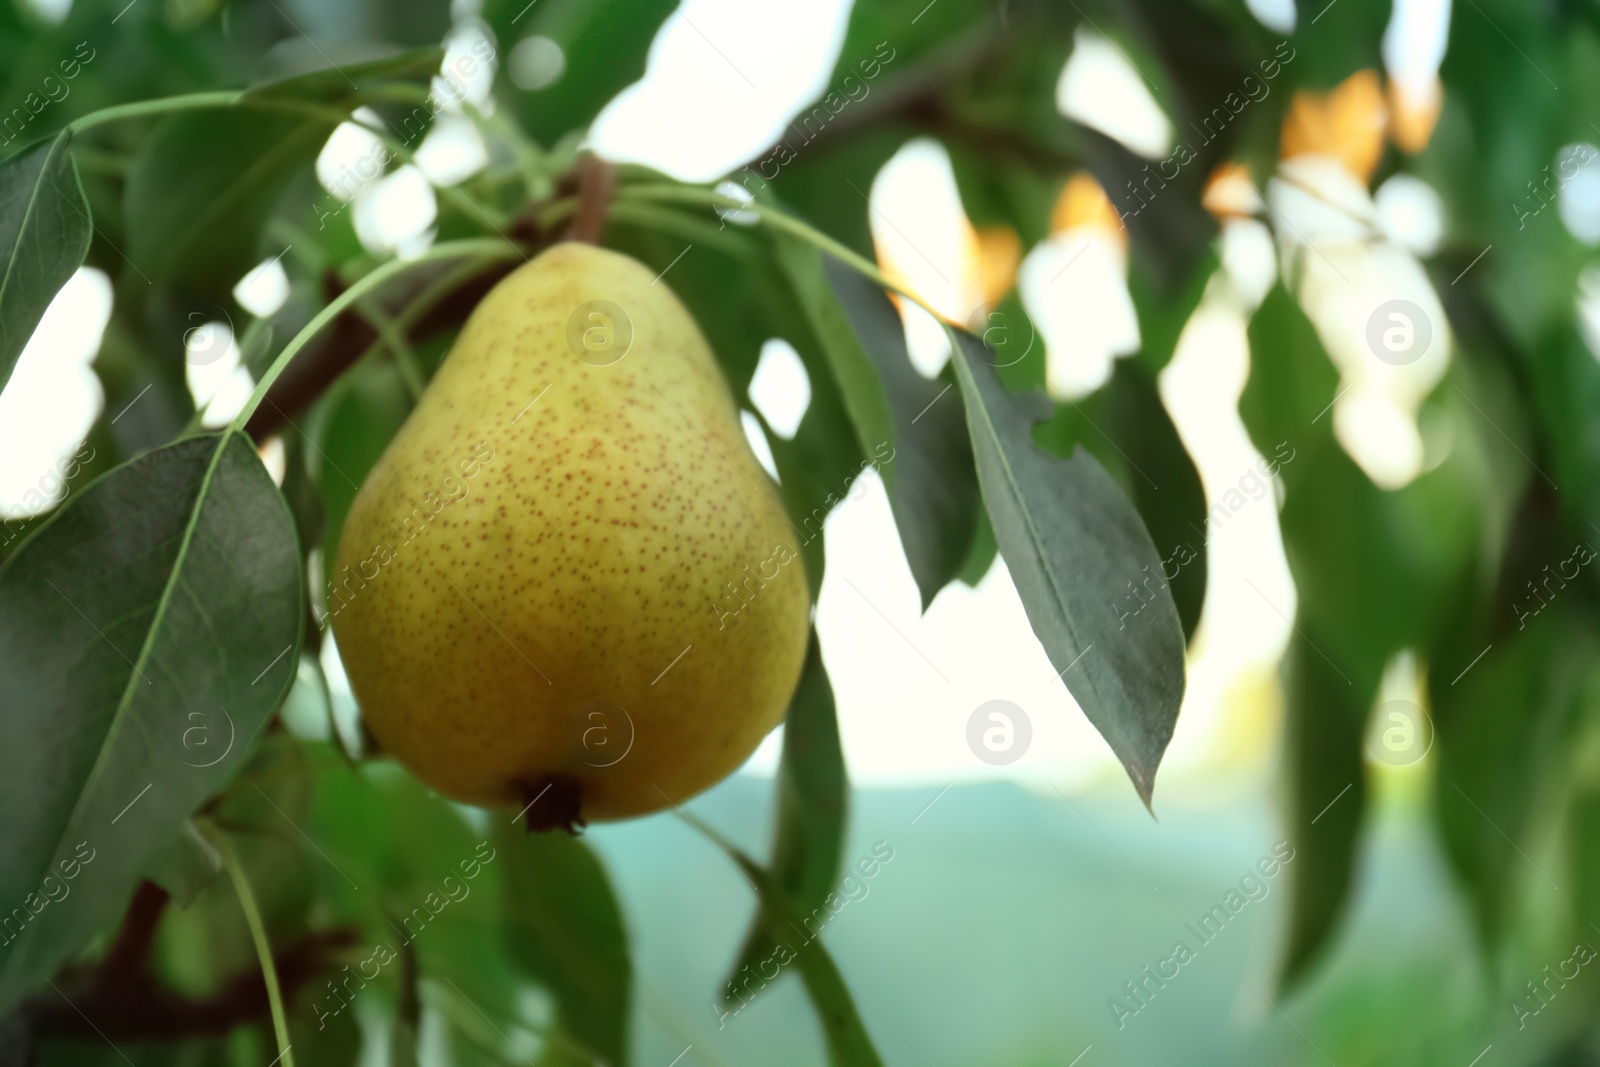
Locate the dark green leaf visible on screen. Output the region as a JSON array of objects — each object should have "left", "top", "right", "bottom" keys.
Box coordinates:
[
  {"left": 1425, "top": 474, "right": 1600, "bottom": 952},
  {"left": 948, "top": 327, "right": 1186, "bottom": 806},
  {"left": 773, "top": 238, "right": 895, "bottom": 472},
  {"left": 1276, "top": 618, "right": 1374, "bottom": 990},
  {"left": 497, "top": 824, "right": 631, "bottom": 1067},
  {"left": 124, "top": 109, "right": 336, "bottom": 304},
  {"left": 1033, "top": 360, "right": 1209, "bottom": 639},
  {"left": 821, "top": 256, "right": 981, "bottom": 608},
  {"left": 0, "top": 130, "right": 90, "bottom": 397},
  {"left": 300, "top": 763, "right": 533, "bottom": 1037},
  {"left": 957, "top": 505, "right": 998, "bottom": 586},
  {"left": 1519, "top": 325, "right": 1600, "bottom": 542},
  {"left": 1242, "top": 284, "right": 1491, "bottom": 984},
  {"left": 774, "top": 233, "right": 981, "bottom": 606},
  {"left": 0, "top": 431, "right": 302, "bottom": 1013},
  {"left": 1434, "top": 610, "right": 1593, "bottom": 950},
  {"left": 486, "top": 0, "right": 676, "bottom": 145},
  {"left": 726, "top": 632, "right": 847, "bottom": 997},
  {"left": 312, "top": 358, "right": 412, "bottom": 591},
  {"left": 141, "top": 819, "right": 222, "bottom": 908},
  {"left": 248, "top": 44, "right": 444, "bottom": 101},
  {"left": 722, "top": 844, "right": 885, "bottom": 1067}
]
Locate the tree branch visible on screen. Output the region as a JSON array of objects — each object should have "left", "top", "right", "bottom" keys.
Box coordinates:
[
  {"left": 243, "top": 259, "right": 513, "bottom": 441},
  {"left": 25, "top": 927, "right": 359, "bottom": 1042}
]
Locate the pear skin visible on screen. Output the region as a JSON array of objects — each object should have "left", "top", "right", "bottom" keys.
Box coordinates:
[{"left": 330, "top": 243, "right": 809, "bottom": 824}]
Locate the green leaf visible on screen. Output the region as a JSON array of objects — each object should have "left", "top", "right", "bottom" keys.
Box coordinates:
[
  {"left": 821, "top": 256, "right": 981, "bottom": 608},
  {"left": 497, "top": 824, "right": 632, "bottom": 1067},
  {"left": 124, "top": 109, "right": 336, "bottom": 304},
  {"left": 725, "top": 632, "right": 847, "bottom": 997},
  {"left": 486, "top": 0, "right": 677, "bottom": 145},
  {"left": 1242, "top": 287, "right": 1484, "bottom": 659},
  {"left": 0, "top": 431, "right": 302, "bottom": 1014},
  {"left": 758, "top": 383, "right": 867, "bottom": 601},
  {"left": 1519, "top": 324, "right": 1600, "bottom": 542},
  {"left": 721, "top": 843, "right": 885, "bottom": 1067},
  {"left": 1032, "top": 361, "right": 1209, "bottom": 639},
  {"left": 774, "top": 235, "right": 981, "bottom": 606},
  {"left": 948, "top": 327, "right": 1187, "bottom": 806},
  {"left": 311, "top": 358, "right": 413, "bottom": 592},
  {"left": 1433, "top": 610, "right": 1593, "bottom": 950},
  {"left": 141, "top": 819, "right": 223, "bottom": 908},
  {"left": 300, "top": 762, "right": 534, "bottom": 1039},
  {"left": 773, "top": 237, "right": 895, "bottom": 468},
  {"left": 249, "top": 44, "right": 445, "bottom": 101},
  {"left": 770, "top": 130, "right": 908, "bottom": 261},
  {"left": 1241, "top": 284, "right": 1492, "bottom": 984},
  {"left": 0, "top": 130, "right": 90, "bottom": 398},
  {"left": 1424, "top": 473, "right": 1600, "bottom": 952},
  {"left": 1276, "top": 618, "right": 1374, "bottom": 990},
  {"left": 957, "top": 505, "right": 998, "bottom": 586}
]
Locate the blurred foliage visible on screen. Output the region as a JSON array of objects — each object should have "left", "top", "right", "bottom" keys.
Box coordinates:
[{"left": 4, "top": 0, "right": 1600, "bottom": 1063}]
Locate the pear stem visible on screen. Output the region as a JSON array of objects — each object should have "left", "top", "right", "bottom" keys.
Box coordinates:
[{"left": 570, "top": 154, "right": 616, "bottom": 244}]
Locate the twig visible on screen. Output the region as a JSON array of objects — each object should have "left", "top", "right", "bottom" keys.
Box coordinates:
[
  {"left": 24, "top": 927, "right": 358, "bottom": 1041},
  {"left": 98, "top": 881, "right": 169, "bottom": 982}
]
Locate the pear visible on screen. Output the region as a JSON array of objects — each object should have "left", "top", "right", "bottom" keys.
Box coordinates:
[{"left": 329, "top": 243, "right": 809, "bottom": 828}]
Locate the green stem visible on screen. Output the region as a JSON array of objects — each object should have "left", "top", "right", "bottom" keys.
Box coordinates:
[
  {"left": 67, "top": 90, "right": 245, "bottom": 133},
  {"left": 338, "top": 254, "right": 506, "bottom": 386},
  {"left": 230, "top": 238, "right": 525, "bottom": 434},
  {"left": 615, "top": 183, "right": 939, "bottom": 316},
  {"left": 202, "top": 819, "right": 295, "bottom": 1067},
  {"left": 356, "top": 297, "right": 427, "bottom": 402}
]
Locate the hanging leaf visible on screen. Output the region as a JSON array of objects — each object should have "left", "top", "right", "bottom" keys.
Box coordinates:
[
  {"left": 0, "top": 130, "right": 91, "bottom": 398},
  {"left": 821, "top": 255, "right": 981, "bottom": 607},
  {"left": 0, "top": 431, "right": 302, "bottom": 1014},
  {"left": 1275, "top": 619, "right": 1374, "bottom": 990},
  {"left": 497, "top": 824, "right": 632, "bottom": 1067},
  {"left": 722, "top": 844, "right": 885, "bottom": 1067},
  {"left": 948, "top": 326, "right": 1186, "bottom": 806},
  {"left": 140, "top": 819, "right": 223, "bottom": 908},
  {"left": 775, "top": 237, "right": 981, "bottom": 606},
  {"left": 249, "top": 44, "right": 445, "bottom": 101},
  {"left": 773, "top": 238, "right": 896, "bottom": 485},
  {"left": 725, "top": 632, "right": 848, "bottom": 996},
  {"left": 1033, "top": 360, "right": 1209, "bottom": 639}
]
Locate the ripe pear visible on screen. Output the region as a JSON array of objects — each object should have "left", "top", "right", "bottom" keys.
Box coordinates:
[{"left": 329, "top": 243, "right": 809, "bottom": 827}]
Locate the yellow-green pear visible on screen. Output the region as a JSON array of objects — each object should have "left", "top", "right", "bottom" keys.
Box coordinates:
[{"left": 329, "top": 243, "right": 809, "bottom": 828}]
